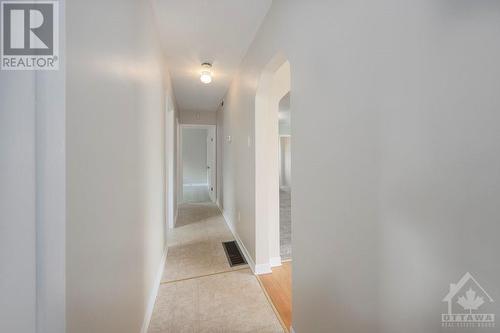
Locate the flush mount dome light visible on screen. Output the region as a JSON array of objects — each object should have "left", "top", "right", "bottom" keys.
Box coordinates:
[{"left": 200, "top": 63, "right": 212, "bottom": 84}]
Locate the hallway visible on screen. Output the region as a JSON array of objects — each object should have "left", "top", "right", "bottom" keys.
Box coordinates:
[
  {"left": 4, "top": 1, "right": 500, "bottom": 333},
  {"left": 149, "top": 202, "right": 284, "bottom": 332}
]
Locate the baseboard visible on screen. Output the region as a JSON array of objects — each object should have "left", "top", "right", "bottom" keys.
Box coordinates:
[
  {"left": 218, "top": 206, "right": 275, "bottom": 275},
  {"left": 269, "top": 256, "right": 282, "bottom": 268},
  {"left": 219, "top": 207, "right": 257, "bottom": 274},
  {"left": 140, "top": 246, "right": 168, "bottom": 333},
  {"left": 255, "top": 263, "right": 272, "bottom": 275}
]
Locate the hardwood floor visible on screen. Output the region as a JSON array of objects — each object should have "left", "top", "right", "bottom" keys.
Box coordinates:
[{"left": 258, "top": 261, "right": 292, "bottom": 332}]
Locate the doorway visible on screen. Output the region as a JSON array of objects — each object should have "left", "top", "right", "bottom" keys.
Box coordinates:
[
  {"left": 255, "top": 54, "right": 291, "bottom": 271},
  {"left": 278, "top": 92, "right": 291, "bottom": 260},
  {"left": 179, "top": 124, "right": 216, "bottom": 204},
  {"left": 254, "top": 54, "right": 292, "bottom": 332}
]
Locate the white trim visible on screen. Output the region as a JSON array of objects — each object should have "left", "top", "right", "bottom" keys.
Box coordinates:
[
  {"left": 255, "top": 263, "right": 272, "bottom": 275},
  {"left": 219, "top": 206, "right": 258, "bottom": 274},
  {"left": 218, "top": 204, "right": 274, "bottom": 275},
  {"left": 269, "top": 256, "right": 282, "bottom": 268},
  {"left": 176, "top": 118, "right": 181, "bottom": 211},
  {"left": 140, "top": 246, "right": 168, "bottom": 333},
  {"left": 255, "top": 56, "right": 290, "bottom": 278},
  {"left": 290, "top": 326, "right": 296, "bottom": 333},
  {"left": 166, "top": 104, "right": 176, "bottom": 230}
]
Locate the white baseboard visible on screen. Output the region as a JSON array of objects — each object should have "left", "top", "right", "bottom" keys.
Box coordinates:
[
  {"left": 140, "top": 246, "right": 168, "bottom": 333},
  {"left": 269, "top": 256, "right": 282, "bottom": 268},
  {"left": 255, "top": 263, "right": 272, "bottom": 275},
  {"left": 219, "top": 207, "right": 257, "bottom": 274},
  {"left": 218, "top": 205, "right": 277, "bottom": 275}
]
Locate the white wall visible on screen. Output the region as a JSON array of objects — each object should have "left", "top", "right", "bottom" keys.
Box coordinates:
[
  {"left": 165, "top": 90, "right": 178, "bottom": 229},
  {"left": 0, "top": 71, "right": 37, "bottom": 333},
  {"left": 279, "top": 136, "right": 291, "bottom": 189},
  {"left": 216, "top": 106, "right": 224, "bottom": 207},
  {"left": 220, "top": 1, "right": 500, "bottom": 332},
  {"left": 1, "top": 3, "right": 66, "bottom": 332},
  {"left": 182, "top": 128, "right": 208, "bottom": 185},
  {"left": 180, "top": 109, "right": 217, "bottom": 125},
  {"left": 279, "top": 94, "right": 291, "bottom": 189},
  {"left": 66, "top": 0, "right": 169, "bottom": 332},
  {"left": 279, "top": 92, "right": 291, "bottom": 136}
]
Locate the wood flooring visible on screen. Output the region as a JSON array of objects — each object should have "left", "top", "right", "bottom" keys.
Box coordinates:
[{"left": 258, "top": 261, "right": 292, "bottom": 332}]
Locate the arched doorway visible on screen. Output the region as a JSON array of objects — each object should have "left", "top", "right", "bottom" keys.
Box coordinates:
[{"left": 255, "top": 54, "right": 291, "bottom": 273}]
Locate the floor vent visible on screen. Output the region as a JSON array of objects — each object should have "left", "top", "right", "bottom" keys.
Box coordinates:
[{"left": 222, "top": 241, "right": 247, "bottom": 267}]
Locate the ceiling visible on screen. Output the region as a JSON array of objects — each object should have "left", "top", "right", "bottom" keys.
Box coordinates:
[{"left": 154, "top": 0, "right": 272, "bottom": 112}]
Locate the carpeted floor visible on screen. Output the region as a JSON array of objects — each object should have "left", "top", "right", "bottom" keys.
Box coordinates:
[
  {"left": 149, "top": 202, "right": 284, "bottom": 333},
  {"left": 182, "top": 184, "right": 211, "bottom": 203},
  {"left": 280, "top": 189, "right": 292, "bottom": 260}
]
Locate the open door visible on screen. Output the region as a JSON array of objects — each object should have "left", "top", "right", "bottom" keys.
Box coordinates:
[{"left": 206, "top": 127, "right": 216, "bottom": 202}]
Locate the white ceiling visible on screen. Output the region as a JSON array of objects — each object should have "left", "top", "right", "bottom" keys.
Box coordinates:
[{"left": 154, "top": 0, "right": 272, "bottom": 112}]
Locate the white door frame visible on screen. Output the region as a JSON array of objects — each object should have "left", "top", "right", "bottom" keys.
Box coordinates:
[
  {"left": 178, "top": 124, "right": 217, "bottom": 204},
  {"left": 206, "top": 126, "right": 217, "bottom": 202},
  {"left": 175, "top": 118, "right": 180, "bottom": 223},
  {"left": 165, "top": 104, "right": 175, "bottom": 229},
  {"left": 254, "top": 54, "right": 290, "bottom": 274}
]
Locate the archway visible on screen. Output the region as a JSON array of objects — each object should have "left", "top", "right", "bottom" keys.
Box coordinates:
[{"left": 254, "top": 53, "right": 291, "bottom": 273}]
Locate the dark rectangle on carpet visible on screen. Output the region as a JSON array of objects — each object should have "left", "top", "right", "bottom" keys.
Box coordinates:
[{"left": 222, "top": 241, "right": 247, "bottom": 267}]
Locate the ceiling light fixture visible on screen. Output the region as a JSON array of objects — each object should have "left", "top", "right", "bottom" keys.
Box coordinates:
[{"left": 200, "top": 62, "right": 212, "bottom": 84}]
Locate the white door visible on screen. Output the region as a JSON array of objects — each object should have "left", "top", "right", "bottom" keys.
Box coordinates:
[{"left": 206, "top": 127, "right": 216, "bottom": 202}]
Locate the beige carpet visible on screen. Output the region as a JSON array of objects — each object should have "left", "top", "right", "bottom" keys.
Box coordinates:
[
  {"left": 280, "top": 189, "right": 291, "bottom": 260},
  {"left": 149, "top": 270, "right": 283, "bottom": 333},
  {"left": 183, "top": 185, "right": 211, "bottom": 203},
  {"left": 175, "top": 202, "right": 221, "bottom": 227},
  {"left": 149, "top": 202, "right": 284, "bottom": 332},
  {"left": 162, "top": 202, "right": 246, "bottom": 282}
]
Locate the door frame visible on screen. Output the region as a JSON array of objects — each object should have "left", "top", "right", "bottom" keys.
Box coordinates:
[
  {"left": 178, "top": 124, "right": 217, "bottom": 204},
  {"left": 254, "top": 54, "right": 291, "bottom": 273},
  {"left": 165, "top": 103, "right": 176, "bottom": 229},
  {"left": 206, "top": 126, "right": 217, "bottom": 202}
]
